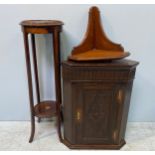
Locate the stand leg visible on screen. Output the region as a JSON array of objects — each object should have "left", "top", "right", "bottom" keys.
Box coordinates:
[
  {"left": 23, "top": 32, "right": 35, "bottom": 143},
  {"left": 29, "top": 116, "right": 35, "bottom": 143},
  {"left": 31, "top": 34, "right": 41, "bottom": 125},
  {"left": 53, "top": 30, "right": 63, "bottom": 142}
]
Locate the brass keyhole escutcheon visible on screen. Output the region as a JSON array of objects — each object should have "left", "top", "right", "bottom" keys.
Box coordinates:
[
  {"left": 117, "top": 89, "right": 123, "bottom": 104},
  {"left": 76, "top": 110, "right": 81, "bottom": 121}
]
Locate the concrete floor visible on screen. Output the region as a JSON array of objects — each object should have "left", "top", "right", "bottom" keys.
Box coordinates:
[{"left": 0, "top": 120, "right": 155, "bottom": 151}]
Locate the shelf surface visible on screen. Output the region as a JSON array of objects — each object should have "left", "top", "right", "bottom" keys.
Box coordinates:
[
  {"left": 69, "top": 50, "right": 130, "bottom": 62},
  {"left": 20, "top": 20, "right": 64, "bottom": 27},
  {"left": 34, "top": 101, "right": 56, "bottom": 118}
]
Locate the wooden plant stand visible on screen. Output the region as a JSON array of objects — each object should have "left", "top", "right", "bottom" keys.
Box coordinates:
[{"left": 20, "top": 20, "right": 63, "bottom": 143}]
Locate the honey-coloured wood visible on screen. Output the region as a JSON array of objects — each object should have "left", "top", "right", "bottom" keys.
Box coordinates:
[
  {"left": 69, "top": 49, "right": 130, "bottom": 61},
  {"left": 20, "top": 20, "right": 63, "bottom": 143},
  {"left": 62, "top": 59, "right": 139, "bottom": 149},
  {"left": 69, "top": 6, "right": 130, "bottom": 62}
]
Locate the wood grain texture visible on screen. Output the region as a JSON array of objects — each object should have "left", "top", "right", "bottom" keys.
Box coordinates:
[
  {"left": 69, "top": 6, "right": 129, "bottom": 61},
  {"left": 34, "top": 101, "right": 56, "bottom": 118},
  {"left": 62, "top": 59, "right": 138, "bottom": 149},
  {"left": 62, "top": 138, "right": 126, "bottom": 149},
  {"left": 20, "top": 20, "right": 63, "bottom": 26},
  {"left": 69, "top": 49, "right": 130, "bottom": 61},
  {"left": 20, "top": 20, "right": 63, "bottom": 143}
]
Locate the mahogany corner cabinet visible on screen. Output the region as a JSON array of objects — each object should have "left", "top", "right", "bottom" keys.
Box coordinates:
[{"left": 62, "top": 59, "right": 139, "bottom": 149}]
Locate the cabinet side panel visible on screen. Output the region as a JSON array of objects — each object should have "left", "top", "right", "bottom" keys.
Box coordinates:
[
  {"left": 119, "top": 73, "right": 135, "bottom": 141},
  {"left": 63, "top": 80, "right": 73, "bottom": 143}
]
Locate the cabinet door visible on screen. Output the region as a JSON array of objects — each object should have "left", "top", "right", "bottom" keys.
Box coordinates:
[{"left": 72, "top": 82, "right": 122, "bottom": 144}]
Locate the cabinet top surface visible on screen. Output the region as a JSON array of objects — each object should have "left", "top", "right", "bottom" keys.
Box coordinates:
[
  {"left": 62, "top": 59, "right": 139, "bottom": 68},
  {"left": 20, "top": 20, "right": 64, "bottom": 27}
]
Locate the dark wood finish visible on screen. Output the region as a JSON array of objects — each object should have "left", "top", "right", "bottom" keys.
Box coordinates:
[
  {"left": 23, "top": 31, "right": 35, "bottom": 143},
  {"left": 62, "top": 139, "right": 125, "bottom": 150},
  {"left": 20, "top": 20, "right": 63, "bottom": 142},
  {"left": 62, "top": 59, "right": 139, "bottom": 149},
  {"left": 20, "top": 20, "right": 63, "bottom": 26},
  {"left": 53, "top": 28, "right": 63, "bottom": 142},
  {"left": 31, "top": 34, "right": 40, "bottom": 103},
  {"left": 34, "top": 101, "right": 56, "bottom": 118},
  {"left": 31, "top": 34, "right": 41, "bottom": 123},
  {"left": 68, "top": 6, "right": 130, "bottom": 62}
]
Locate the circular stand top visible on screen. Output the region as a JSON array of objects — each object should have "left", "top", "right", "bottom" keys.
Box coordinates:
[{"left": 20, "top": 20, "right": 64, "bottom": 27}]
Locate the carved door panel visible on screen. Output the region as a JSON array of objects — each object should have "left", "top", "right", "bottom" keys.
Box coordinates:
[{"left": 72, "top": 82, "right": 123, "bottom": 144}]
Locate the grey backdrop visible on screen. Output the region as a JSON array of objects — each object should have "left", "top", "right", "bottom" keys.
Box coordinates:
[{"left": 0, "top": 4, "right": 155, "bottom": 121}]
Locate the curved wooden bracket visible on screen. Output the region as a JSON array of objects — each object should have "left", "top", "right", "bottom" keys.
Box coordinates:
[{"left": 70, "top": 6, "right": 125, "bottom": 57}]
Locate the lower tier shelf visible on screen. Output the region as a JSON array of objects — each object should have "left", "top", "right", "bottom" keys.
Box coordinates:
[{"left": 34, "top": 100, "right": 56, "bottom": 118}]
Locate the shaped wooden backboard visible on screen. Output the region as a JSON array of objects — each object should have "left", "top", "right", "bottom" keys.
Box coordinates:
[{"left": 68, "top": 6, "right": 130, "bottom": 61}]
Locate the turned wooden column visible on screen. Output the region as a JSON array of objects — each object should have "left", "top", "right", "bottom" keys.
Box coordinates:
[{"left": 20, "top": 20, "right": 63, "bottom": 142}]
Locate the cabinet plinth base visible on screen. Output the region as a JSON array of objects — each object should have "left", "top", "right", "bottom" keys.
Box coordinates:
[{"left": 62, "top": 139, "right": 126, "bottom": 150}]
